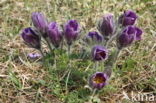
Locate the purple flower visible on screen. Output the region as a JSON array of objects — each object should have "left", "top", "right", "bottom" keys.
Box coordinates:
[
  {"left": 47, "top": 22, "right": 62, "bottom": 48},
  {"left": 92, "top": 45, "right": 108, "bottom": 61},
  {"left": 86, "top": 31, "right": 103, "bottom": 42},
  {"left": 135, "top": 27, "right": 143, "bottom": 40},
  {"left": 119, "top": 10, "right": 138, "bottom": 26},
  {"left": 98, "top": 14, "right": 115, "bottom": 37},
  {"left": 118, "top": 26, "right": 143, "bottom": 48},
  {"left": 31, "top": 12, "right": 48, "bottom": 37},
  {"left": 28, "top": 53, "right": 41, "bottom": 59},
  {"left": 21, "top": 27, "right": 41, "bottom": 49},
  {"left": 64, "top": 20, "right": 80, "bottom": 45},
  {"left": 89, "top": 72, "right": 108, "bottom": 89}
]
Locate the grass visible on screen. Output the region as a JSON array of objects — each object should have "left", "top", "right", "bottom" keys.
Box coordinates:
[{"left": 0, "top": 0, "right": 156, "bottom": 103}]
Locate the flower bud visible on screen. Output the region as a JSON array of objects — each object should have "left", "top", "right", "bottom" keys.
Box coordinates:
[
  {"left": 64, "top": 20, "right": 80, "bottom": 45},
  {"left": 28, "top": 53, "right": 41, "bottom": 59},
  {"left": 118, "top": 26, "right": 143, "bottom": 48},
  {"left": 89, "top": 72, "right": 108, "bottom": 89},
  {"left": 135, "top": 27, "right": 143, "bottom": 40},
  {"left": 86, "top": 31, "right": 103, "bottom": 42},
  {"left": 92, "top": 45, "right": 108, "bottom": 61},
  {"left": 119, "top": 10, "right": 138, "bottom": 26},
  {"left": 98, "top": 14, "right": 115, "bottom": 37},
  {"left": 47, "top": 22, "right": 62, "bottom": 48},
  {"left": 21, "top": 27, "right": 41, "bottom": 49},
  {"left": 31, "top": 12, "right": 48, "bottom": 37}
]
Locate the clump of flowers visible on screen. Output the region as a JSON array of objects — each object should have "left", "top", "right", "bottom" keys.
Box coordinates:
[
  {"left": 20, "top": 10, "right": 143, "bottom": 101},
  {"left": 20, "top": 12, "right": 81, "bottom": 57}
]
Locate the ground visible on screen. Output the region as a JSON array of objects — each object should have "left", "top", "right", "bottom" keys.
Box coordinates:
[{"left": 0, "top": 0, "right": 156, "bottom": 103}]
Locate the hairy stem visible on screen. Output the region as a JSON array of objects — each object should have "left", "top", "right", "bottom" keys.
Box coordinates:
[
  {"left": 65, "top": 45, "right": 71, "bottom": 94},
  {"left": 105, "top": 23, "right": 121, "bottom": 48},
  {"left": 60, "top": 40, "right": 64, "bottom": 55},
  {"left": 105, "top": 35, "right": 115, "bottom": 48},
  {"left": 89, "top": 88, "right": 97, "bottom": 102},
  {"left": 39, "top": 48, "right": 45, "bottom": 58},
  {"left": 91, "top": 88, "right": 97, "bottom": 97},
  {"left": 45, "top": 37, "right": 53, "bottom": 52},
  {"left": 94, "top": 62, "right": 99, "bottom": 72},
  {"left": 103, "top": 37, "right": 109, "bottom": 46},
  {"left": 53, "top": 48, "right": 57, "bottom": 69},
  {"left": 67, "top": 45, "right": 71, "bottom": 57},
  {"left": 65, "top": 69, "right": 71, "bottom": 94},
  {"left": 104, "top": 48, "right": 121, "bottom": 77}
]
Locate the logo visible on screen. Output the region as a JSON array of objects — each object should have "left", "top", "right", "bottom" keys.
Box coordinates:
[{"left": 122, "top": 91, "right": 155, "bottom": 102}]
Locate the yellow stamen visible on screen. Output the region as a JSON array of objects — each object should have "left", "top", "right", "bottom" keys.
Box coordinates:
[{"left": 93, "top": 76, "right": 105, "bottom": 84}]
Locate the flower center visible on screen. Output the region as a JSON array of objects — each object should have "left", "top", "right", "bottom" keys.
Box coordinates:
[
  {"left": 96, "top": 50, "right": 106, "bottom": 60},
  {"left": 93, "top": 75, "right": 105, "bottom": 84}
]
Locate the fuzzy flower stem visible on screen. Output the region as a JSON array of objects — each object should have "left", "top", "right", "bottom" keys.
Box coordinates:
[
  {"left": 65, "top": 69, "right": 71, "bottom": 94},
  {"left": 65, "top": 44, "right": 72, "bottom": 94},
  {"left": 109, "top": 48, "right": 121, "bottom": 66},
  {"left": 94, "top": 62, "right": 99, "bottom": 72},
  {"left": 104, "top": 37, "right": 109, "bottom": 46},
  {"left": 105, "top": 35, "right": 114, "bottom": 48},
  {"left": 91, "top": 88, "right": 97, "bottom": 97},
  {"left": 105, "top": 26, "right": 121, "bottom": 47},
  {"left": 39, "top": 48, "right": 45, "bottom": 58},
  {"left": 67, "top": 44, "right": 71, "bottom": 67},
  {"left": 104, "top": 48, "right": 122, "bottom": 77},
  {"left": 113, "top": 48, "right": 121, "bottom": 63},
  {"left": 60, "top": 41, "right": 64, "bottom": 54},
  {"left": 67, "top": 45, "right": 71, "bottom": 58},
  {"left": 105, "top": 23, "right": 121, "bottom": 48},
  {"left": 45, "top": 37, "right": 53, "bottom": 52},
  {"left": 89, "top": 88, "right": 97, "bottom": 102},
  {"left": 53, "top": 48, "right": 57, "bottom": 69}
]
